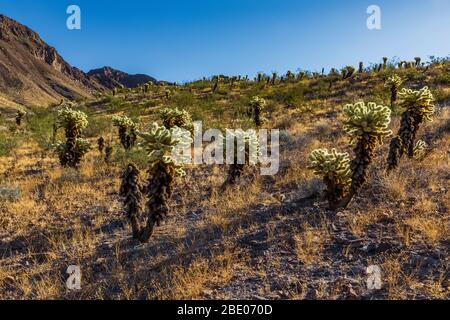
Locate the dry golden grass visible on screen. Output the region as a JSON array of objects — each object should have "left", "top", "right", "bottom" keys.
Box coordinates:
[{"left": 1, "top": 64, "right": 449, "bottom": 300}]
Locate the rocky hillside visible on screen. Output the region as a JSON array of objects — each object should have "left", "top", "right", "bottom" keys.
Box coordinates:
[
  {"left": 0, "top": 57, "right": 448, "bottom": 299},
  {"left": 87, "top": 66, "right": 157, "bottom": 89}
]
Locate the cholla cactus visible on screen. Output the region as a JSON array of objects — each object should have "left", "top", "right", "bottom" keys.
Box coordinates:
[
  {"left": 385, "top": 75, "right": 403, "bottom": 106},
  {"left": 342, "top": 66, "right": 355, "bottom": 79},
  {"left": 383, "top": 57, "right": 388, "bottom": 69},
  {"left": 112, "top": 115, "right": 138, "bottom": 150},
  {"left": 16, "top": 109, "right": 26, "bottom": 126},
  {"left": 341, "top": 102, "right": 392, "bottom": 207},
  {"left": 309, "top": 149, "right": 352, "bottom": 209},
  {"left": 137, "top": 123, "right": 192, "bottom": 242},
  {"left": 359, "top": 62, "right": 364, "bottom": 73},
  {"left": 271, "top": 72, "right": 277, "bottom": 85},
  {"left": 387, "top": 87, "right": 435, "bottom": 170},
  {"left": 414, "top": 57, "right": 421, "bottom": 67},
  {"left": 249, "top": 96, "right": 267, "bottom": 127},
  {"left": 55, "top": 107, "right": 91, "bottom": 167},
  {"left": 222, "top": 129, "right": 260, "bottom": 189},
  {"left": 120, "top": 163, "right": 144, "bottom": 239},
  {"left": 160, "top": 107, "right": 193, "bottom": 132}
]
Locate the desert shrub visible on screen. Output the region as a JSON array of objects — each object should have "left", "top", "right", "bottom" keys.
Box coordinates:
[
  {"left": 387, "top": 87, "right": 435, "bottom": 170},
  {"left": 0, "top": 185, "right": 21, "bottom": 202},
  {"left": 0, "top": 131, "right": 18, "bottom": 157},
  {"left": 112, "top": 115, "right": 138, "bottom": 150},
  {"left": 54, "top": 107, "right": 91, "bottom": 168}
]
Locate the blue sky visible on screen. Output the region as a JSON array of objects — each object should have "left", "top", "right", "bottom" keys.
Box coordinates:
[{"left": 1, "top": 0, "right": 450, "bottom": 82}]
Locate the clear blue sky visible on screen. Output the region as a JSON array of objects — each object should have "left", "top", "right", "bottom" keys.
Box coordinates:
[{"left": 1, "top": 0, "right": 450, "bottom": 82}]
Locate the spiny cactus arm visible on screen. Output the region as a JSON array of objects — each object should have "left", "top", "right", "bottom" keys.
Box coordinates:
[
  {"left": 120, "top": 163, "right": 144, "bottom": 239},
  {"left": 308, "top": 148, "right": 352, "bottom": 209},
  {"left": 112, "top": 115, "right": 137, "bottom": 129},
  {"left": 385, "top": 75, "right": 403, "bottom": 88},
  {"left": 56, "top": 107, "right": 88, "bottom": 132},
  {"left": 343, "top": 102, "right": 392, "bottom": 144},
  {"left": 398, "top": 87, "right": 435, "bottom": 122}
]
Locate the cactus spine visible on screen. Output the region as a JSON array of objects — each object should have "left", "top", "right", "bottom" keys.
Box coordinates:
[{"left": 387, "top": 87, "right": 435, "bottom": 170}]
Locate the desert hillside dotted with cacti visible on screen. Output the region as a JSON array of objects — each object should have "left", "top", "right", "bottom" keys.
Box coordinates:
[{"left": 0, "top": 57, "right": 449, "bottom": 300}]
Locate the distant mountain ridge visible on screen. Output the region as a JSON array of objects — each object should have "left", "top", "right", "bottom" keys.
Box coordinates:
[
  {"left": 0, "top": 14, "right": 157, "bottom": 108},
  {"left": 87, "top": 66, "right": 157, "bottom": 90}
]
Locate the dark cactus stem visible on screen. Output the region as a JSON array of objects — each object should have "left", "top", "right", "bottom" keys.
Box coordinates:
[
  {"left": 391, "top": 85, "right": 398, "bottom": 107},
  {"left": 337, "top": 135, "right": 377, "bottom": 209},
  {"left": 118, "top": 126, "right": 131, "bottom": 150},
  {"left": 387, "top": 110, "right": 423, "bottom": 171},
  {"left": 254, "top": 106, "right": 262, "bottom": 127},
  {"left": 97, "top": 137, "right": 105, "bottom": 153},
  {"left": 359, "top": 62, "right": 364, "bottom": 73},
  {"left": 408, "top": 113, "right": 424, "bottom": 158},
  {"left": 139, "top": 163, "right": 174, "bottom": 243},
  {"left": 212, "top": 79, "right": 219, "bottom": 93},
  {"left": 387, "top": 137, "right": 402, "bottom": 171},
  {"left": 63, "top": 127, "right": 79, "bottom": 167},
  {"left": 324, "top": 177, "right": 347, "bottom": 210},
  {"left": 120, "top": 164, "right": 144, "bottom": 239},
  {"left": 16, "top": 113, "right": 24, "bottom": 126}
]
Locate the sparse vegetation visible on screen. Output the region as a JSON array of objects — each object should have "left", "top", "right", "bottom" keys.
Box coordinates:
[{"left": 1, "top": 54, "right": 449, "bottom": 300}]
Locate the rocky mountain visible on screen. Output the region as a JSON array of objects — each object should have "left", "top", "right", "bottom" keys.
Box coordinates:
[
  {"left": 0, "top": 14, "right": 106, "bottom": 107},
  {"left": 87, "top": 66, "right": 157, "bottom": 89}
]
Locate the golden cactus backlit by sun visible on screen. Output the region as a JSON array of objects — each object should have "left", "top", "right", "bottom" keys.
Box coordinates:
[
  {"left": 343, "top": 102, "right": 392, "bottom": 144},
  {"left": 398, "top": 87, "right": 435, "bottom": 122},
  {"left": 309, "top": 148, "right": 352, "bottom": 187}
]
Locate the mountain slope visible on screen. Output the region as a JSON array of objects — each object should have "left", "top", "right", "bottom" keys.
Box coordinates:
[
  {"left": 0, "top": 14, "right": 104, "bottom": 107},
  {"left": 87, "top": 66, "right": 157, "bottom": 89}
]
